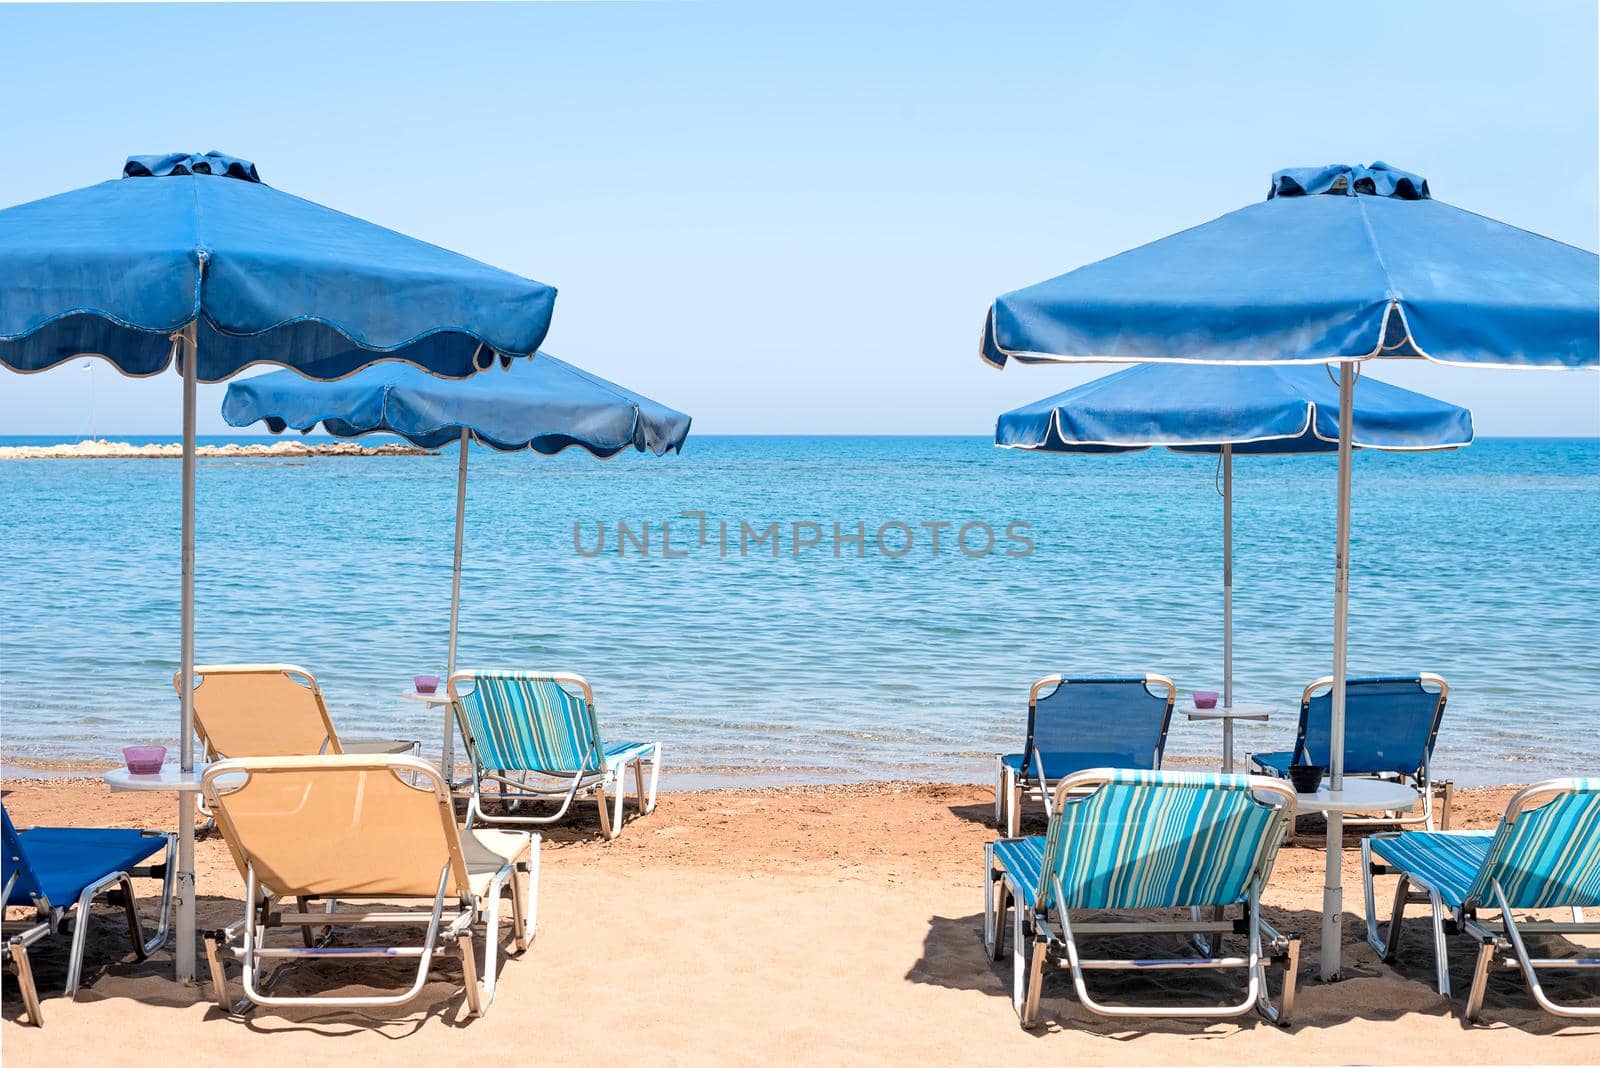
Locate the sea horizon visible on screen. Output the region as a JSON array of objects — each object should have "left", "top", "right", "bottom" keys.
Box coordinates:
[{"left": 3, "top": 433, "right": 1597, "bottom": 788}]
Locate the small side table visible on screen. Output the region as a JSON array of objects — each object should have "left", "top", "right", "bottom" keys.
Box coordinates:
[
  {"left": 105, "top": 765, "right": 211, "bottom": 793},
  {"left": 1185, "top": 705, "right": 1273, "bottom": 773}
]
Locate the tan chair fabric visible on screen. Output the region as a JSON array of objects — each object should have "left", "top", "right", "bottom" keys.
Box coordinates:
[
  {"left": 206, "top": 756, "right": 474, "bottom": 898},
  {"left": 181, "top": 665, "right": 342, "bottom": 759}
]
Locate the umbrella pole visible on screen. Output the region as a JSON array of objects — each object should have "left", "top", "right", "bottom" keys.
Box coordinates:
[
  {"left": 1321, "top": 359, "right": 1356, "bottom": 981},
  {"left": 1222, "top": 443, "right": 1234, "bottom": 769},
  {"left": 175, "top": 324, "right": 198, "bottom": 984},
  {"left": 443, "top": 428, "right": 468, "bottom": 780}
]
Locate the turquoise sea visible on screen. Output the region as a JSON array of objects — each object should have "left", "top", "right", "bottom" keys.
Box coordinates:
[{"left": 1, "top": 435, "right": 1596, "bottom": 787}]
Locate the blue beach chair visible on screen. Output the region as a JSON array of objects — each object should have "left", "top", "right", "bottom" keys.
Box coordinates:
[
  {"left": 1251, "top": 674, "right": 1449, "bottom": 833},
  {"left": 983, "top": 769, "right": 1301, "bottom": 1027},
  {"left": 1361, "top": 778, "right": 1600, "bottom": 1021},
  {"left": 994, "top": 675, "right": 1177, "bottom": 837},
  {"left": 2, "top": 806, "right": 175, "bottom": 1026},
  {"left": 449, "top": 670, "right": 662, "bottom": 840}
]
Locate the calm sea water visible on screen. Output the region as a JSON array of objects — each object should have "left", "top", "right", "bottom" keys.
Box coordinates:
[{"left": 1, "top": 435, "right": 1596, "bottom": 787}]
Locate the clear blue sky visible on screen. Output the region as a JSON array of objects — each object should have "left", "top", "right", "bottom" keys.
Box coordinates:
[{"left": 2, "top": 1, "right": 1596, "bottom": 436}]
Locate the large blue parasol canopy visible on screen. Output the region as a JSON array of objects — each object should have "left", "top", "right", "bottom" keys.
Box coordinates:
[
  {"left": 997, "top": 363, "right": 1473, "bottom": 454},
  {"left": 981, "top": 162, "right": 1597, "bottom": 371},
  {"left": 0, "top": 152, "right": 557, "bottom": 381},
  {"left": 224, "top": 353, "right": 690, "bottom": 456}
]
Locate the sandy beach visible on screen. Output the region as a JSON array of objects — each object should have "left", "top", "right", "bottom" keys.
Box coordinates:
[{"left": 2, "top": 775, "right": 1596, "bottom": 1065}]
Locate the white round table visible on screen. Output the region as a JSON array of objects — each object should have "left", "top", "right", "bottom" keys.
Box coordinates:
[
  {"left": 1292, "top": 776, "right": 1419, "bottom": 983},
  {"left": 105, "top": 765, "right": 211, "bottom": 793},
  {"left": 1293, "top": 777, "right": 1418, "bottom": 814}
]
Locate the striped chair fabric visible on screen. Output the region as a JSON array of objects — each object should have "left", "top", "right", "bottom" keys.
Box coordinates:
[
  {"left": 455, "top": 673, "right": 608, "bottom": 774},
  {"left": 1371, "top": 779, "right": 1600, "bottom": 910},
  {"left": 997, "top": 770, "right": 1288, "bottom": 912}
]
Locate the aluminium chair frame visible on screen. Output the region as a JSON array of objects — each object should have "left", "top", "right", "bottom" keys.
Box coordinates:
[
  {"left": 2, "top": 831, "right": 175, "bottom": 1026},
  {"left": 994, "top": 674, "right": 1177, "bottom": 838},
  {"left": 449, "top": 670, "right": 660, "bottom": 840},
  {"left": 1269, "top": 673, "right": 1451, "bottom": 837},
  {"left": 983, "top": 770, "right": 1301, "bottom": 1028},
  {"left": 199, "top": 756, "right": 537, "bottom": 1020},
  {"left": 1360, "top": 778, "right": 1600, "bottom": 1022}
]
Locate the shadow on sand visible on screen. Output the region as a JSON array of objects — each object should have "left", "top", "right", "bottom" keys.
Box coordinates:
[{"left": 907, "top": 904, "right": 1600, "bottom": 1039}]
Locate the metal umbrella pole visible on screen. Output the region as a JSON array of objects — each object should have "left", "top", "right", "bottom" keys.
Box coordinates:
[
  {"left": 1222, "top": 443, "right": 1233, "bottom": 712},
  {"left": 175, "top": 323, "right": 198, "bottom": 984},
  {"left": 1321, "top": 359, "right": 1356, "bottom": 981},
  {"left": 442, "top": 428, "right": 469, "bottom": 780}
]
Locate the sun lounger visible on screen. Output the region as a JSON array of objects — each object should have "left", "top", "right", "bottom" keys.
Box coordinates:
[
  {"left": 1361, "top": 778, "right": 1600, "bottom": 1021},
  {"left": 448, "top": 670, "right": 660, "bottom": 840},
  {"left": 1251, "top": 674, "right": 1450, "bottom": 833},
  {"left": 983, "top": 769, "right": 1301, "bottom": 1027},
  {"left": 180, "top": 664, "right": 419, "bottom": 759},
  {"left": 994, "top": 675, "right": 1177, "bottom": 837},
  {"left": 2, "top": 806, "right": 174, "bottom": 1025},
  {"left": 199, "top": 754, "right": 537, "bottom": 1019}
]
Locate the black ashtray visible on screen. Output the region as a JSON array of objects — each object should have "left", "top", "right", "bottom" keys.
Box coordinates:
[{"left": 1288, "top": 763, "right": 1327, "bottom": 794}]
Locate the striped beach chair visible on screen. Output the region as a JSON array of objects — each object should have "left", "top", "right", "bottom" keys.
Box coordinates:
[
  {"left": 1361, "top": 778, "right": 1600, "bottom": 1021},
  {"left": 983, "top": 769, "right": 1301, "bottom": 1028},
  {"left": 994, "top": 674, "right": 1177, "bottom": 837},
  {"left": 448, "top": 670, "right": 661, "bottom": 840},
  {"left": 1251, "top": 674, "right": 1450, "bottom": 834}
]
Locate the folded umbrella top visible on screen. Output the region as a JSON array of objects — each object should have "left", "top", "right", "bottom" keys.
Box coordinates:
[
  {"left": 997, "top": 363, "right": 1473, "bottom": 454},
  {"left": 223, "top": 353, "right": 691, "bottom": 458},
  {"left": 0, "top": 152, "right": 557, "bottom": 382},
  {"left": 982, "top": 163, "right": 1598, "bottom": 371}
]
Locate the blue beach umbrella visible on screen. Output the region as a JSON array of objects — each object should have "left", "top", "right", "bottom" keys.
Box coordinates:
[
  {"left": 979, "top": 162, "right": 1597, "bottom": 981},
  {"left": 0, "top": 152, "right": 558, "bottom": 983},
  {"left": 998, "top": 363, "right": 1473, "bottom": 724},
  {"left": 223, "top": 355, "right": 691, "bottom": 772}
]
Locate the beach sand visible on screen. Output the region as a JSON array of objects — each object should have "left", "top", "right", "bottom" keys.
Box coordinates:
[{"left": 2, "top": 777, "right": 1596, "bottom": 1065}]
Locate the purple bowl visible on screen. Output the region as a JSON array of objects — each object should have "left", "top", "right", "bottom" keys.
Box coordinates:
[
  {"left": 414, "top": 674, "right": 440, "bottom": 695},
  {"left": 1192, "top": 690, "right": 1219, "bottom": 710},
  {"left": 123, "top": 745, "right": 166, "bottom": 775}
]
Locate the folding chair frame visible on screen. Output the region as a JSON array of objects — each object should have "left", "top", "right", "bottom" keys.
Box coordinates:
[
  {"left": 1263, "top": 674, "right": 1450, "bottom": 840},
  {"left": 983, "top": 772, "right": 1300, "bottom": 1028},
  {"left": 200, "top": 757, "right": 537, "bottom": 1019},
  {"left": 994, "top": 674, "right": 1177, "bottom": 838},
  {"left": 1361, "top": 779, "right": 1600, "bottom": 1022},
  {"left": 2, "top": 832, "right": 175, "bottom": 1026},
  {"left": 450, "top": 671, "right": 661, "bottom": 840}
]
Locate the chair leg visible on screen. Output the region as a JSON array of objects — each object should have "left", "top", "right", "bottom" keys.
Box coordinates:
[
  {"left": 115, "top": 874, "right": 150, "bottom": 959},
  {"left": 612, "top": 774, "right": 627, "bottom": 835},
  {"left": 1007, "top": 776, "right": 1023, "bottom": 839},
  {"left": 595, "top": 783, "right": 615, "bottom": 840},
  {"left": 1464, "top": 934, "right": 1495, "bottom": 1023},
  {"left": 994, "top": 757, "right": 1006, "bottom": 827},
  {"left": 7, "top": 943, "right": 43, "bottom": 1026},
  {"left": 1010, "top": 902, "right": 1029, "bottom": 1019},
  {"left": 1429, "top": 890, "right": 1452, "bottom": 998},
  {"left": 65, "top": 870, "right": 132, "bottom": 997},
  {"left": 644, "top": 744, "right": 662, "bottom": 814},
  {"left": 1020, "top": 928, "right": 1048, "bottom": 1029},
  {"left": 523, "top": 841, "right": 540, "bottom": 942},
  {"left": 457, "top": 932, "right": 484, "bottom": 1018}
]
